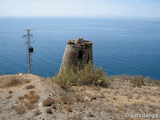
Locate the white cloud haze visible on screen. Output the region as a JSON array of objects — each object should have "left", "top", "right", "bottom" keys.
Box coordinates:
[{"left": 0, "top": 0, "right": 160, "bottom": 17}]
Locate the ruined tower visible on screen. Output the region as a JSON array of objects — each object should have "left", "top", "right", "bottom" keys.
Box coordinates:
[{"left": 59, "top": 38, "right": 93, "bottom": 73}]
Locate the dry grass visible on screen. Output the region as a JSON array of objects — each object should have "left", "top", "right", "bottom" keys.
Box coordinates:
[
  {"left": 46, "top": 108, "right": 53, "bottom": 114},
  {"left": 1, "top": 76, "right": 22, "bottom": 88},
  {"left": 136, "top": 95, "right": 142, "bottom": 100},
  {"left": 68, "top": 91, "right": 84, "bottom": 102},
  {"left": 144, "top": 77, "right": 160, "bottom": 87},
  {"left": 27, "top": 104, "right": 36, "bottom": 110},
  {"left": 127, "top": 94, "right": 134, "bottom": 99},
  {"left": 117, "top": 106, "right": 126, "bottom": 113},
  {"left": 28, "top": 93, "right": 40, "bottom": 104},
  {"left": 24, "top": 94, "right": 30, "bottom": 99},
  {"left": 0, "top": 75, "right": 31, "bottom": 88},
  {"left": 25, "top": 84, "right": 35, "bottom": 89},
  {"left": 42, "top": 94, "right": 73, "bottom": 107},
  {"left": 43, "top": 97, "right": 55, "bottom": 106},
  {"left": 34, "top": 110, "right": 41, "bottom": 116},
  {"left": 16, "top": 106, "right": 26, "bottom": 114},
  {"left": 115, "top": 74, "right": 160, "bottom": 88},
  {"left": 12, "top": 91, "right": 40, "bottom": 115},
  {"left": 30, "top": 90, "right": 36, "bottom": 95},
  {"left": 18, "top": 96, "right": 24, "bottom": 101},
  {"left": 25, "top": 102, "right": 36, "bottom": 110},
  {"left": 52, "top": 63, "right": 113, "bottom": 90},
  {"left": 23, "top": 91, "right": 40, "bottom": 104},
  {"left": 52, "top": 105, "right": 58, "bottom": 109},
  {"left": 24, "top": 79, "right": 31, "bottom": 84},
  {"left": 60, "top": 93, "right": 73, "bottom": 104},
  {"left": 12, "top": 105, "right": 26, "bottom": 114},
  {"left": 65, "top": 107, "right": 73, "bottom": 112},
  {"left": 130, "top": 75, "right": 144, "bottom": 87}
]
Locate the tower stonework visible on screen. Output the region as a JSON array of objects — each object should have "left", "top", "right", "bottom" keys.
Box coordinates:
[{"left": 59, "top": 38, "right": 93, "bottom": 73}]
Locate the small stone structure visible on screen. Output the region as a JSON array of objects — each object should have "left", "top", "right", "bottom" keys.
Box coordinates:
[{"left": 59, "top": 38, "right": 93, "bottom": 73}]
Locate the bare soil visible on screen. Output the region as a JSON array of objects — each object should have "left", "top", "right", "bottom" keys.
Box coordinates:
[{"left": 0, "top": 74, "right": 160, "bottom": 120}]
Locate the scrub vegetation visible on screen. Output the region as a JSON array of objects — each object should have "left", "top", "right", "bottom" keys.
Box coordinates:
[{"left": 52, "top": 63, "right": 113, "bottom": 90}]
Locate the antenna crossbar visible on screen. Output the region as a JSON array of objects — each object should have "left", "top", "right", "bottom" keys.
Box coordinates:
[{"left": 23, "top": 29, "right": 34, "bottom": 74}]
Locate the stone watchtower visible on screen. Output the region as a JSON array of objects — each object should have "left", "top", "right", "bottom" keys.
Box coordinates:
[{"left": 59, "top": 38, "right": 93, "bottom": 73}]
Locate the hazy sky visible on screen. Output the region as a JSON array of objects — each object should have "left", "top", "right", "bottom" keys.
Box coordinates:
[{"left": 0, "top": 0, "right": 159, "bottom": 17}]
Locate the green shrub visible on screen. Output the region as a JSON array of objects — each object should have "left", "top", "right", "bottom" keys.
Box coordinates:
[
  {"left": 144, "top": 77, "right": 160, "bottom": 87},
  {"left": 115, "top": 75, "right": 160, "bottom": 87},
  {"left": 152, "top": 80, "right": 160, "bottom": 87},
  {"left": 130, "top": 75, "right": 144, "bottom": 87},
  {"left": 52, "top": 63, "right": 111, "bottom": 90},
  {"left": 116, "top": 74, "right": 131, "bottom": 80}
]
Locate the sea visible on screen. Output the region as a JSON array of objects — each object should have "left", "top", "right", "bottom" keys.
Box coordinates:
[{"left": 0, "top": 17, "right": 160, "bottom": 80}]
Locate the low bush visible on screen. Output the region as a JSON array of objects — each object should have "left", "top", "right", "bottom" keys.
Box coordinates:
[
  {"left": 9, "top": 76, "right": 22, "bottom": 86},
  {"left": 65, "top": 107, "right": 73, "bottom": 112},
  {"left": 114, "top": 75, "right": 145, "bottom": 87},
  {"left": 52, "top": 63, "right": 112, "bottom": 90},
  {"left": 28, "top": 93, "right": 40, "bottom": 104},
  {"left": 144, "top": 77, "right": 160, "bottom": 87},
  {"left": 46, "top": 108, "right": 53, "bottom": 114},
  {"left": 115, "top": 75, "right": 160, "bottom": 87},
  {"left": 34, "top": 110, "right": 41, "bottom": 116},
  {"left": 52, "top": 105, "right": 57, "bottom": 109},
  {"left": 130, "top": 75, "right": 144, "bottom": 87},
  {"left": 130, "top": 75, "right": 160, "bottom": 87},
  {"left": 0, "top": 75, "right": 31, "bottom": 88},
  {"left": 26, "top": 103, "right": 36, "bottom": 110},
  {"left": 24, "top": 94, "right": 30, "bottom": 99},
  {"left": 18, "top": 96, "right": 24, "bottom": 101},
  {"left": 30, "top": 90, "right": 36, "bottom": 95},
  {"left": 12, "top": 105, "right": 26, "bottom": 114},
  {"left": 43, "top": 97, "right": 55, "bottom": 106},
  {"left": 152, "top": 80, "right": 160, "bottom": 87},
  {"left": 26, "top": 84, "right": 35, "bottom": 89}
]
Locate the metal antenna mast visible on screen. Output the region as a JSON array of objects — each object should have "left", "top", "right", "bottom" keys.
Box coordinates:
[{"left": 23, "top": 29, "right": 34, "bottom": 74}]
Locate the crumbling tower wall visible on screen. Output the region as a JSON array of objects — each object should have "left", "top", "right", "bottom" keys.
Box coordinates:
[{"left": 59, "top": 38, "right": 93, "bottom": 73}]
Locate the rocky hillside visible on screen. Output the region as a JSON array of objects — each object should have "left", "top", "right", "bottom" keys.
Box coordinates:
[{"left": 0, "top": 74, "right": 160, "bottom": 120}]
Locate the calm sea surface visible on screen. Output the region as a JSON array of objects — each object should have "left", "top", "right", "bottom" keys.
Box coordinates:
[{"left": 0, "top": 17, "right": 160, "bottom": 80}]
